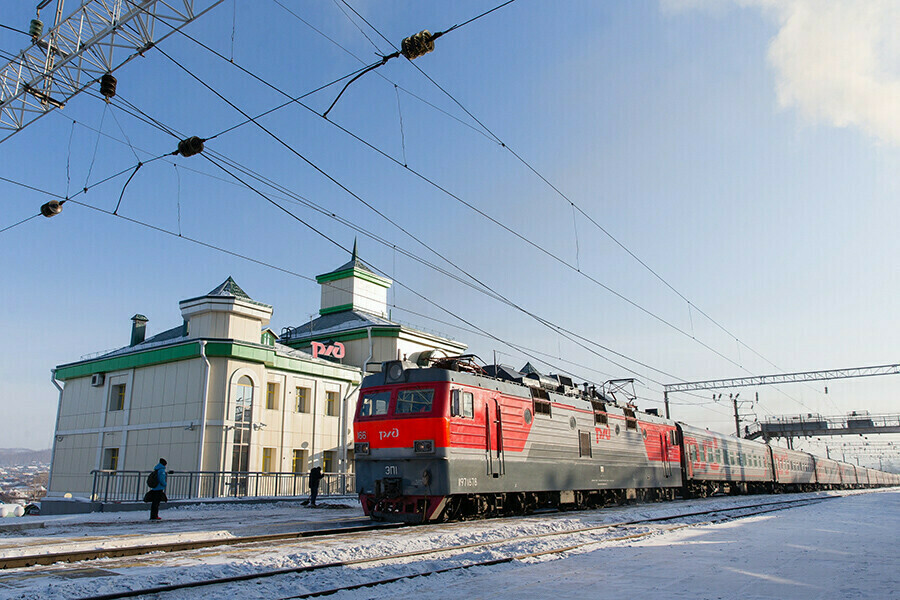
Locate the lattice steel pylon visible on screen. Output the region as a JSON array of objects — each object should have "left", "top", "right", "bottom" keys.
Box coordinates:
[{"left": 0, "top": 0, "right": 224, "bottom": 143}]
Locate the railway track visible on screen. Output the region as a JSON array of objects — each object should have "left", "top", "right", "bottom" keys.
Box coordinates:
[
  {"left": 66, "top": 495, "right": 832, "bottom": 600},
  {"left": 0, "top": 521, "right": 407, "bottom": 569}
]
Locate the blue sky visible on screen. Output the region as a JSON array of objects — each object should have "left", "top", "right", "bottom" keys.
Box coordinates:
[{"left": 1, "top": 1, "right": 898, "bottom": 463}]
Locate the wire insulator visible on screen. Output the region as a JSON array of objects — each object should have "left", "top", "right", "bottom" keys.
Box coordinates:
[
  {"left": 177, "top": 136, "right": 205, "bottom": 157},
  {"left": 40, "top": 200, "right": 62, "bottom": 218},
  {"left": 401, "top": 30, "right": 435, "bottom": 60},
  {"left": 29, "top": 19, "right": 43, "bottom": 40},
  {"left": 100, "top": 73, "right": 117, "bottom": 99}
]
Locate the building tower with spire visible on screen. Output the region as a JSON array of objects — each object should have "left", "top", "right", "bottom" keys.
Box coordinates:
[{"left": 281, "top": 243, "right": 466, "bottom": 371}]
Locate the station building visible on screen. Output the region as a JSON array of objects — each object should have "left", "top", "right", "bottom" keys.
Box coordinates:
[{"left": 47, "top": 249, "right": 465, "bottom": 500}]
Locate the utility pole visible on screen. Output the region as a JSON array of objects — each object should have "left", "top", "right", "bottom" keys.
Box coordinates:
[{"left": 731, "top": 393, "right": 741, "bottom": 437}]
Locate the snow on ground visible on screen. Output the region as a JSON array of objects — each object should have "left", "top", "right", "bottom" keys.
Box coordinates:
[{"left": 0, "top": 489, "right": 896, "bottom": 600}]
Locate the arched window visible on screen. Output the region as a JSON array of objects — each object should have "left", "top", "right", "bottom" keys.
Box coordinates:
[{"left": 231, "top": 374, "right": 254, "bottom": 473}]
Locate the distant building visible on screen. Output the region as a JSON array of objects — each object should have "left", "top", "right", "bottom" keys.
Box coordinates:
[{"left": 48, "top": 248, "right": 466, "bottom": 500}]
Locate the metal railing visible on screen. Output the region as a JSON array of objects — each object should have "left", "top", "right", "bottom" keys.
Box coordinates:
[{"left": 90, "top": 470, "right": 355, "bottom": 503}]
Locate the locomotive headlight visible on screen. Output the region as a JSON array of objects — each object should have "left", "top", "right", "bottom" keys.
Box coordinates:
[
  {"left": 414, "top": 440, "right": 434, "bottom": 454},
  {"left": 355, "top": 442, "right": 370, "bottom": 455},
  {"left": 386, "top": 361, "right": 405, "bottom": 382}
]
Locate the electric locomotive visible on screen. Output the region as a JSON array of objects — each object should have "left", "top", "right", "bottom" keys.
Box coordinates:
[{"left": 353, "top": 355, "right": 682, "bottom": 522}]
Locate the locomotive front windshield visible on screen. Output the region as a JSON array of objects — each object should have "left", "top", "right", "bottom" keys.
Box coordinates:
[
  {"left": 395, "top": 389, "right": 434, "bottom": 414},
  {"left": 359, "top": 391, "right": 391, "bottom": 416}
]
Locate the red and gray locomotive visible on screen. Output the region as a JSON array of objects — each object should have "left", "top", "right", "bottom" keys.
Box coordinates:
[{"left": 352, "top": 356, "right": 898, "bottom": 522}]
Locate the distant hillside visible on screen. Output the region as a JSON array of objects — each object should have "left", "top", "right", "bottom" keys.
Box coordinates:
[{"left": 0, "top": 448, "right": 52, "bottom": 467}]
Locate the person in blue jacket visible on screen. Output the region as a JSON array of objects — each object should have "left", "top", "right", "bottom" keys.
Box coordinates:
[{"left": 148, "top": 458, "right": 168, "bottom": 521}]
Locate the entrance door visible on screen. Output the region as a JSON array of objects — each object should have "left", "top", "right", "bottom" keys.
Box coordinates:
[{"left": 485, "top": 398, "right": 504, "bottom": 478}]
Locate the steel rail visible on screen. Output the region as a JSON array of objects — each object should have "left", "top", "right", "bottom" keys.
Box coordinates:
[
  {"left": 0, "top": 521, "right": 406, "bottom": 569},
  {"left": 69, "top": 495, "right": 838, "bottom": 600}
]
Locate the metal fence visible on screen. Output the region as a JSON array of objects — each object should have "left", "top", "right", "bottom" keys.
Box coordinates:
[{"left": 90, "top": 470, "right": 355, "bottom": 503}]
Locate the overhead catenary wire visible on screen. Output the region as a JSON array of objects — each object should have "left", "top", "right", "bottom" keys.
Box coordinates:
[
  {"left": 78, "top": 59, "right": 759, "bottom": 417},
  {"left": 115, "top": 52, "right": 695, "bottom": 390},
  {"left": 0, "top": 159, "right": 729, "bottom": 418},
  {"left": 335, "top": 0, "right": 802, "bottom": 416},
  {"left": 6, "top": 11, "right": 766, "bottom": 418},
  {"left": 148, "top": 22, "right": 751, "bottom": 379}
]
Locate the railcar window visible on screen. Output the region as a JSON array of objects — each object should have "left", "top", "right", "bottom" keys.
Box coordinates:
[
  {"left": 396, "top": 388, "right": 435, "bottom": 414},
  {"left": 451, "top": 390, "right": 475, "bottom": 418},
  {"left": 359, "top": 391, "right": 391, "bottom": 417}
]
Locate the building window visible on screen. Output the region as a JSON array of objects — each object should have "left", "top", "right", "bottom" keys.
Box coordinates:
[
  {"left": 292, "top": 449, "right": 308, "bottom": 474},
  {"left": 103, "top": 448, "right": 119, "bottom": 470},
  {"left": 231, "top": 375, "right": 253, "bottom": 473},
  {"left": 295, "top": 387, "right": 311, "bottom": 413},
  {"left": 323, "top": 450, "right": 336, "bottom": 473},
  {"left": 266, "top": 382, "right": 279, "bottom": 410},
  {"left": 326, "top": 390, "right": 339, "bottom": 416},
  {"left": 109, "top": 384, "right": 126, "bottom": 411},
  {"left": 262, "top": 447, "right": 275, "bottom": 473}
]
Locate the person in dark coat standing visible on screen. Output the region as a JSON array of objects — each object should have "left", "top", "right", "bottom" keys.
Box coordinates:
[
  {"left": 304, "top": 466, "right": 323, "bottom": 507},
  {"left": 148, "top": 458, "right": 168, "bottom": 520}
]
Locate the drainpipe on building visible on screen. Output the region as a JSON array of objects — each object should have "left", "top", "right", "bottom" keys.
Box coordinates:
[
  {"left": 48, "top": 368, "right": 64, "bottom": 495},
  {"left": 196, "top": 341, "right": 210, "bottom": 496}
]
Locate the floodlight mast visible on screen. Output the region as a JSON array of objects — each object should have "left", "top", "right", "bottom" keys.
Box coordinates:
[{"left": 0, "top": 0, "right": 224, "bottom": 143}]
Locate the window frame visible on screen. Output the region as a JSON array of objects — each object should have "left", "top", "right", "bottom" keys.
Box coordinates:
[
  {"left": 262, "top": 447, "right": 276, "bottom": 473},
  {"left": 359, "top": 390, "right": 392, "bottom": 417},
  {"left": 450, "top": 389, "right": 474, "bottom": 418},
  {"left": 266, "top": 382, "right": 279, "bottom": 411},
  {"left": 292, "top": 449, "right": 307, "bottom": 474},
  {"left": 109, "top": 384, "right": 126, "bottom": 412},
  {"left": 295, "top": 386, "right": 311, "bottom": 413},
  {"left": 103, "top": 447, "right": 119, "bottom": 470},
  {"left": 395, "top": 388, "right": 436, "bottom": 415},
  {"left": 325, "top": 390, "right": 340, "bottom": 417}
]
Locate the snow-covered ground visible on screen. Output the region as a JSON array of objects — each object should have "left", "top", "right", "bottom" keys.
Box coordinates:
[{"left": 0, "top": 489, "right": 896, "bottom": 599}]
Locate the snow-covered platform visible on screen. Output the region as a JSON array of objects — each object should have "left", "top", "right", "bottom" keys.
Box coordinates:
[{"left": 0, "top": 490, "right": 896, "bottom": 599}]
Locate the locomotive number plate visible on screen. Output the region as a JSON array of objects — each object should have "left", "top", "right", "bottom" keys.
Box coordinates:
[
  {"left": 385, "top": 465, "right": 399, "bottom": 476},
  {"left": 458, "top": 477, "right": 478, "bottom": 487}
]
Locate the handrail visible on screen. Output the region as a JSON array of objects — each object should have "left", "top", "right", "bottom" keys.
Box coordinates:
[{"left": 88, "top": 470, "right": 355, "bottom": 503}]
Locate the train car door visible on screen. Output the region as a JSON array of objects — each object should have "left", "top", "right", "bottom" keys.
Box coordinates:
[
  {"left": 660, "top": 432, "right": 672, "bottom": 478},
  {"left": 484, "top": 398, "right": 505, "bottom": 477}
]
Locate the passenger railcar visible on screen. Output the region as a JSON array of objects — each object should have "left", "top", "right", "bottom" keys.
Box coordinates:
[
  {"left": 353, "top": 357, "right": 898, "bottom": 522},
  {"left": 678, "top": 423, "right": 774, "bottom": 496}
]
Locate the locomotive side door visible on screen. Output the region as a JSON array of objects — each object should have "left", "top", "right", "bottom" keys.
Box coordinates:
[{"left": 485, "top": 397, "right": 505, "bottom": 478}]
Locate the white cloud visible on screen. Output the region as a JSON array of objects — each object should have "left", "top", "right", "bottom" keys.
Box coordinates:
[{"left": 663, "top": 0, "right": 900, "bottom": 145}]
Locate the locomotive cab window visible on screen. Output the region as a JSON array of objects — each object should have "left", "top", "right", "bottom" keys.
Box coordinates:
[
  {"left": 451, "top": 390, "right": 474, "bottom": 418},
  {"left": 396, "top": 388, "right": 435, "bottom": 414},
  {"left": 359, "top": 391, "right": 391, "bottom": 417}
]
